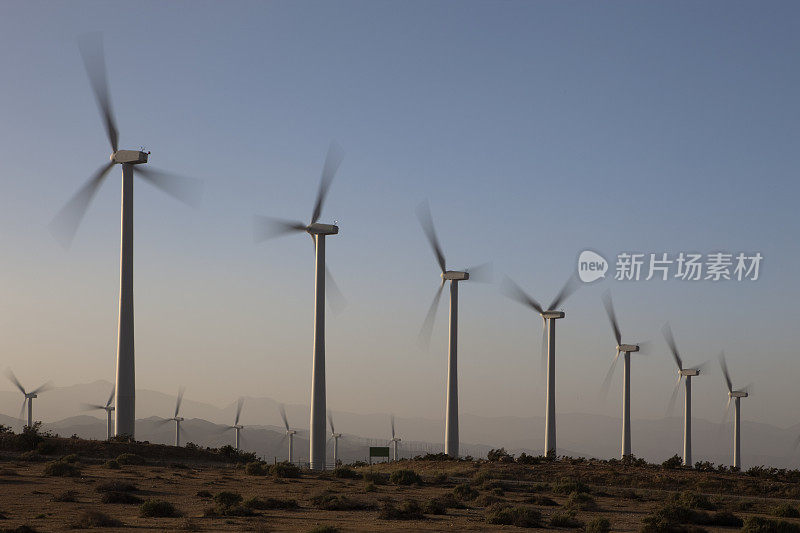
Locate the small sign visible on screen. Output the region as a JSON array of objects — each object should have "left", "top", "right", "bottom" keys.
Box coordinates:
[{"left": 369, "top": 446, "right": 390, "bottom": 458}]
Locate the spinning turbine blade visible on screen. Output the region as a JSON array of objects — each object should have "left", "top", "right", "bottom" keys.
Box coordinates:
[
  {"left": 328, "top": 411, "right": 335, "bottom": 434},
  {"left": 418, "top": 282, "right": 445, "bottom": 348},
  {"left": 279, "top": 405, "right": 290, "bottom": 432},
  {"left": 465, "top": 262, "right": 493, "bottom": 283},
  {"left": 600, "top": 349, "right": 621, "bottom": 400},
  {"left": 106, "top": 387, "right": 115, "bottom": 408},
  {"left": 500, "top": 276, "right": 544, "bottom": 314},
  {"left": 4, "top": 369, "right": 26, "bottom": 395},
  {"left": 30, "top": 382, "right": 53, "bottom": 396},
  {"left": 135, "top": 167, "right": 202, "bottom": 207},
  {"left": 174, "top": 387, "right": 185, "bottom": 418},
  {"left": 548, "top": 274, "right": 580, "bottom": 310},
  {"left": 540, "top": 317, "right": 547, "bottom": 382},
  {"left": 662, "top": 323, "right": 683, "bottom": 370},
  {"left": 391, "top": 414, "right": 395, "bottom": 439},
  {"left": 82, "top": 403, "right": 106, "bottom": 411},
  {"left": 311, "top": 141, "right": 344, "bottom": 224},
  {"left": 253, "top": 216, "right": 308, "bottom": 242},
  {"left": 49, "top": 162, "right": 115, "bottom": 248},
  {"left": 719, "top": 352, "right": 733, "bottom": 393},
  {"left": 793, "top": 435, "right": 800, "bottom": 452},
  {"left": 235, "top": 398, "right": 244, "bottom": 426},
  {"left": 666, "top": 375, "right": 682, "bottom": 417},
  {"left": 602, "top": 291, "right": 622, "bottom": 346},
  {"left": 325, "top": 266, "right": 347, "bottom": 313},
  {"left": 415, "top": 201, "right": 447, "bottom": 273},
  {"left": 77, "top": 32, "right": 118, "bottom": 152}
]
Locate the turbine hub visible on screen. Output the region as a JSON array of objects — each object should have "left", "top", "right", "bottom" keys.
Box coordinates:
[
  {"left": 541, "top": 310, "right": 565, "bottom": 319},
  {"left": 307, "top": 223, "right": 338, "bottom": 235},
  {"left": 618, "top": 344, "right": 639, "bottom": 352},
  {"left": 111, "top": 150, "right": 149, "bottom": 165},
  {"left": 442, "top": 270, "right": 469, "bottom": 281},
  {"left": 729, "top": 390, "right": 748, "bottom": 398},
  {"left": 679, "top": 369, "right": 700, "bottom": 376}
]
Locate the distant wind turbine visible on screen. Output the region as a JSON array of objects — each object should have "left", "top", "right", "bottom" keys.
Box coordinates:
[
  {"left": 158, "top": 387, "right": 186, "bottom": 447},
  {"left": 280, "top": 405, "right": 297, "bottom": 464},
  {"left": 390, "top": 414, "right": 401, "bottom": 461},
  {"left": 222, "top": 398, "right": 245, "bottom": 450},
  {"left": 82, "top": 386, "right": 116, "bottom": 440},
  {"left": 4, "top": 370, "right": 52, "bottom": 429},
  {"left": 328, "top": 411, "right": 342, "bottom": 467},
  {"left": 719, "top": 352, "right": 751, "bottom": 470}
]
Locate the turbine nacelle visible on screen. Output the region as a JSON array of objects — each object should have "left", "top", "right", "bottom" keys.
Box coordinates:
[
  {"left": 541, "top": 310, "right": 565, "bottom": 320},
  {"left": 618, "top": 344, "right": 639, "bottom": 353},
  {"left": 110, "top": 150, "right": 148, "bottom": 165},
  {"left": 25, "top": 393, "right": 38, "bottom": 399},
  {"left": 729, "top": 390, "right": 748, "bottom": 398},
  {"left": 306, "top": 223, "right": 338, "bottom": 235},
  {"left": 441, "top": 270, "right": 469, "bottom": 281},
  {"left": 679, "top": 368, "right": 700, "bottom": 377},
  {"left": 172, "top": 417, "right": 184, "bottom": 422}
]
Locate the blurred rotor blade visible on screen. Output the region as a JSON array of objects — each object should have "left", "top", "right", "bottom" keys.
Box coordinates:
[
  {"left": 601, "top": 291, "right": 622, "bottom": 347},
  {"left": 155, "top": 417, "right": 172, "bottom": 427},
  {"left": 418, "top": 282, "right": 445, "bottom": 349},
  {"left": 82, "top": 403, "right": 106, "bottom": 411},
  {"left": 465, "top": 262, "right": 493, "bottom": 283},
  {"left": 666, "top": 375, "right": 683, "bottom": 417},
  {"left": 49, "top": 161, "right": 115, "bottom": 248},
  {"left": 548, "top": 274, "right": 580, "bottom": 311},
  {"left": 391, "top": 414, "right": 395, "bottom": 440},
  {"left": 279, "top": 404, "right": 289, "bottom": 431},
  {"left": 235, "top": 398, "right": 244, "bottom": 426},
  {"left": 743, "top": 382, "right": 753, "bottom": 396},
  {"left": 636, "top": 340, "right": 652, "bottom": 356},
  {"left": 17, "top": 399, "right": 26, "bottom": 423},
  {"left": 717, "top": 398, "right": 732, "bottom": 440},
  {"left": 106, "top": 387, "right": 115, "bottom": 408},
  {"left": 77, "top": 32, "right": 118, "bottom": 152},
  {"left": 311, "top": 141, "right": 344, "bottom": 224},
  {"left": 326, "top": 266, "right": 347, "bottom": 314},
  {"left": 30, "top": 381, "right": 53, "bottom": 396},
  {"left": 662, "top": 323, "right": 683, "bottom": 371},
  {"left": 415, "top": 201, "right": 447, "bottom": 273},
  {"left": 695, "top": 360, "right": 711, "bottom": 375},
  {"left": 600, "top": 349, "right": 621, "bottom": 400},
  {"left": 4, "top": 369, "right": 26, "bottom": 395},
  {"left": 135, "top": 166, "right": 203, "bottom": 207},
  {"left": 793, "top": 434, "right": 800, "bottom": 452},
  {"left": 174, "top": 386, "right": 185, "bottom": 418},
  {"left": 328, "top": 410, "right": 335, "bottom": 434},
  {"left": 718, "top": 351, "right": 733, "bottom": 393},
  {"left": 540, "top": 316, "right": 547, "bottom": 384},
  {"left": 253, "top": 215, "right": 307, "bottom": 242},
  {"left": 501, "top": 276, "right": 544, "bottom": 314}
]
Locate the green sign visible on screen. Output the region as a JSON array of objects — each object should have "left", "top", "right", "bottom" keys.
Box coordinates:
[{"left": 369, "top": 446, "right": 390, "bottom": 458}]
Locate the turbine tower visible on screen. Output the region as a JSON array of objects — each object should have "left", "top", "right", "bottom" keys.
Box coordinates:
[
  {"left": 719, "top": 352, "right": 750, "bottom": 470},
  {"left": 416, "top": 201, "right": 490, "bottom": 458},
  {"left": 390, "top": 414, "right": 401, "bottom": 461},
  {"left": 83, "top": 386, "right": 116, "bottom": 440},
  {"left": 49, "top": 34, "right": 200, "bottom": 439},
  {"left": 501, "top": 275, "right": 579, "bottom": 458},
  {"left": 328, "top": 411, "right": 342, "bottom": 467},
  {"left": 164, "top": 387, "right": 185, "bottom": 447},
  {"left": 227, "top": 398, "right": 245, "bottom": 450},
  {"left": 4, "top": 370, "right": 52, "bottom": 429},
  {"left": 254, "top": 144, "right": 345, "bottom": 471},
  {"left": 599, "top": 292, "right": 642, "bottom": 459},
  {"left": 280, "top": 405, "right": 297, "bottom": 464},
  {"left": 663, "top": 324, "right": 707, "bottom": 466}
]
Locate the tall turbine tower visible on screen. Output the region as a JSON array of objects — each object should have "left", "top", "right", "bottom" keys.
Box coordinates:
[
  {"left": 416, "top": 201, "right": 490, "bottom": 458},
  {"left": 226, "top": 398, "right": 245, "bottom": 450},
  {"left": 280, "top": 405, "right": 297, "bottom": 464},
  {"left": 328, "top": 411, "right": 342, "bottom": 467},
  {"left": 4, "top": 370, "right": 52, "bottom": 429},
  {"left": 49, "top": 34, "right": 200, "bottom": 439},
  {"left": 390, "top": 414, "right": 401, "bottom": 461},
  {"left": 83, "top": 387, "right": 116, "bottom": 440},
  {"left": 599, "top": 292, "right": 643, "bottom": 459},
  {"left": 663, "top": 324, "right": 707, "bottom": 466},
  {"left": 502, "top": 275, "right": 579, "bottom": 458},
  {"left": 253, "top": 144, "right": 345, "bottom": 471},
  {"left": 719, "top": 352, "right": 750, "bottom": 470}
]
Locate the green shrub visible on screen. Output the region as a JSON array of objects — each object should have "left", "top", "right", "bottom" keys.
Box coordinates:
[
  {"left": 214, "top": 491, "right": 243, "bottom": 508},
  {"left": 552, "top": 478, "right": 590, "bottom": 494},
  {"left": 432, "top": 472, "right": 448, "bottom": 484},
  {"left": 362, "top": 471, "right": 388, "bottom": 485},
  {"left": 43, "top": 460, "right": 80, "bottom": 477},
  {"left": 101, "top": 491, "right": 143, "bottom": 504},
  {"left": 333, "top": 466, "right": 359, "bottom": 479},
  {"left": 453, "top": 483, "right": 479, "bottom": 501},
  {"left": 485, "top": 504, "right": 541, "bottom": 528},
  {"left": 378, "top": 499, "right": 424, "bottom": 520},
  {"left": 244, "top": 496, "right": 299, "bottom": 510},
  {"left": 487, "top": 448, "right": 513, "bottom": 462},
  {"left": 662, "top": 454, "right": 683, "bottom": 469},
  {"left": 96, "top": 480, "right": 137, "bottom": 493},
  {"left": 270, "top": 461, "right": 300, "bottom": 478},
  {"left": 773, "top": 504, "right": 800, "bottom": 518},
  {"left": 61, "top": 454, "right": 78, "bottom": 463},
  {"left": 311, "top": 491, "right": 373, "bottom": 511},
  {"left": 550, "top": 511, "right": 585, "bottom": 528},
  {"left": 390, "top": 469, "right": 422, "bottom": 485},
  {"left": 71, "top": 510, "right": 123, "bottom": 528},
  {"left": 566, "top": 491, "right": 597, "bottom": 510},
  {"left": 586, "top": 517, "right": 612, "bottom": 533},
  {"left": 196, "top": 490, "right": 213, "bottom": 498},
  {"left": 476, "top": 493, "right": 504, "bottom": 506},
  {"left": 52, "top": 490, "right": 78, "bottom": 502},
  {"left": 424, "top": 497, "right": 447, "bottom": 515},
  {"left": 524, "top": 495, "right": 558, "bottom": 506},
  {"left": 139, "top": 499, "right": 180, "bottom": 518},
  {"left": 245, "top": 461, "right": 268, "bottom": 476},
  {"left": 20, "top": 450, "right": 42, "bottom": 462},
  {"left": 116, "top": 453, "right": 145, "bottom": 465},
  {"left": 516, "top": 452, "right": 545, "bottom": 465},
  {"left": 104, "top": 459, "right": 120, "bottom": 469},
  {"left": 741, "top": 516, "right": 800, "bottom": 533},
  {"left": 672, "top": 491, "right": 714, "bottom": 510}
]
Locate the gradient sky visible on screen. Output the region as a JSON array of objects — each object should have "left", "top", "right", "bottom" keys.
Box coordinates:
[{"left": 1, "top": 1, "right": 799, "bottom": 430}]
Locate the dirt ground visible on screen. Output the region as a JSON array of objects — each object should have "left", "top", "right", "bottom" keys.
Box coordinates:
[{"left": 1, "top": 455, "right": 800, "bottom": 532}]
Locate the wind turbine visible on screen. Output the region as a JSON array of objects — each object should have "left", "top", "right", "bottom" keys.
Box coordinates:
[
  {"left": 390, "top": 414, "right": 401, "bottom": 461},
  {"left": 225, "top": 398, "right": 245, "bottom": 450},
  {"left": 719, "top": 352, "right": 750, "bottom": 470},
  {"left": 328, "top": 411, "right": 342, "bottom": 467},
  {"left": 253, "top": 143, "right": 345, "bottom": 471},
  {"left": 599, "top": 292, "right": 643, "bottom": 459},
  {"left": 663, "top": 324, "right": 707, "bottom": 466},
  {"left": 49, "top": 34, "right": 200, "bottom": 440},
  {"left": 163, "top": 387, "right": 185, "bottom": 447},
  {"left": 416, "top": 201, "right": 490, "bottom": 458},
  {"left": 4, "top": 370, "right": 52, "bottom": 429},
  {"left": 82, "top": 386, "right": 116, "bottom": 440},
  {"left": 279, "top": 405, "right": 297, "bottom": 464},
  {"left": 501, "top": 274, "right": 580, "bottom": 458}
]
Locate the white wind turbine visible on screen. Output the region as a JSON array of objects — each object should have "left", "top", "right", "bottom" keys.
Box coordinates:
[
  {"left": 390, "top": 414, "right": 401, "bottom": 461},
  {"left": 4, "top": 370, "right": 52, "bottom": 429},
  {"left": 253, "top": 144, "right": 345, "bottom": 471},
  {"left": 501, "top": 274, "right": 580, "bottom": 458},
  {"left": 719, "top": 352, "right": 751, "bottom": 470},
  {"left": 599, "top": 292, "right": 644, "bottom": 459},
  {"left": 279, "top": 405, "right": 297, "bottom": 464},
  {"left": 49, "top": 34, "right": 200, "bottom": 439},
  {"left": 663, "top": 324, "right": 708, "bottom": 466},
  {"left": 82, "top": 386, "right": 116, "bottom": 440},
  {"left": 222, "top": 398, "right": 245, "bottom": 450},
  {"left": 328, "top": 411, "right": 342, "bottom": 467},
  {"left": 416, "top": 201, "right": 490, "bottom": 458},
  {"left": 159, "top": 387, "right": 186, "bottom": 447}
]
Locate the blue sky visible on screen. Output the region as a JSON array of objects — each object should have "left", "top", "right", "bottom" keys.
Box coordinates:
[{"left": 0, "top": 1, "right": 798, "bottom": 429}]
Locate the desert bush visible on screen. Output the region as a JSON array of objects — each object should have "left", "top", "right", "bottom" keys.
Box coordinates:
[
  {"left": 553, "top": 478, "right": 590, "bottom": 495},
  {"left": 516, "top": 452, "right": 545, "bottom": 465},
  {"left": 96, "top": 480, "right": 137, "bottom": 493},
  {"left": 61, "top": 453, "right": 78, "bottom": 463},
  {"left": 390, "top": 469, "right": 422, "bottom": 485},
  {"left": 116, "top": 453, "right": 145, "bottom": 465},
  {"left": 550, "top": 511, "right": 585, "bottom": 528},
  {"left": 453, "top": 483, "right": 479, "bottom": 501},
  {"left": 104, "top": 459, "right": 120, "bottom": 469},
  {"left": 307, "top": 527, "right": 339, "bottom": 533},
  {"left": 566, "top": 491, "right": 597, "bottom": 510},
  {"left": 524, "top": 495, "right": 558, "bottom": 506},
  {"left": 694, "top": 461, "right": 716, "bottom": 472},
  {"left": 245, "top": 461, "right": 268, "bottom": 476},
  {"left": 476, "top": 493, "right": 504, "bottom": 506},
  {"left": 244, "top": 496, "right": 299, "bottom": 510},
  {"left": 333, "top": 466, "right": 359, "bottom": 479},
  {"left": 708, "top": 511, "right": 743, "bottom": 527},
  {"left": 311, "top": 491, "right": 373, "bottom": 511},
  {"left": 139, "top": 499, "right": 181, "bottom": 518},
  {"left": 214, "top": 491, "right": 243, "bottom": 508},
  {"left": 362, "top": 471, "right": 388, "bottom": 485},
  {"left": 773, "top": 504, "right": 800, "bottom": 518},
  {"left": 52, "top": 490, "right": 78, "bottom": 502},
  {"left": 485, "top": 504, "right": 541, "bottom": 528},
  {"left": 203, "top": 492, "right": 254, "bottom": 518},
  {"left": 196, "top": 490, "right": 213, "bottom": 498},
  {"left": 586, "top": 517, "right": 612, "bottom": 533},
  {"left": 487, "top": 448, "right": 513, "bottom": 462},
  {"left": 424, "top": 497, "right": 447, "bottom": 515},
  {"left": 270, "top": 461, "right": 300, "bottom": 478},
  {"left": 35, "top": 441, "right": 57, "bottom": 455},
  {"left": 741, "top": 516, "right": 800, "bottom": 533},
  {"left": 101, "top": 491, "right": 143, "bottom": 504},
  {"left": 378, "top": 499, "right": 424, "bottom": 520},
  {"left": 617, "top": 488, "right": 644, "bottom": 500},
  {"left": 20, "top": 450, "right": 42, "bottom": 462},
  {"left": 431, "top": 472, "right": 448, "bottom": 484},
  {"left": 71, "top": 510, "right": 123, "bottom": 528},
  {"left": 18, "top": 423, "right": 44, "bottom": 450},
  {"left": 364, "top": 482, "right": 376, "bottom": 492},
  {"left": 671, "top": 491, "right": 714, "bottom": 510},
  {"left": 43, "top": 460, "right": 80, "bottom": 477},
  {"left": 662, "top": 454, "right": 683, "bottom": 469}
]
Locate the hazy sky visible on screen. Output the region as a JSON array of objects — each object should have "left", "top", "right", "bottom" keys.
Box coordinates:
[{"left": 0, "top": 1, "right": 799, "bottom": 430}]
